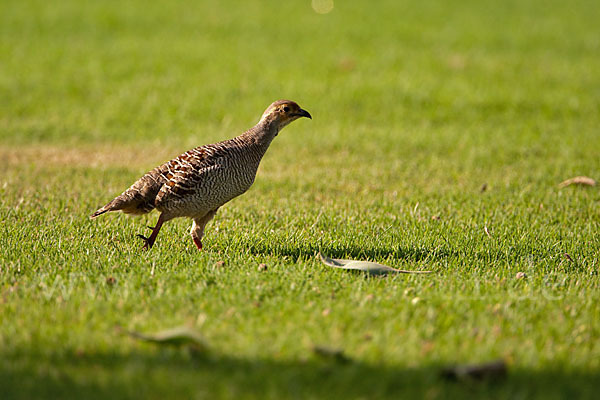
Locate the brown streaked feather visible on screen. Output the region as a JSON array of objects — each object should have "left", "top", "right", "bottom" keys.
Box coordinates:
[
  {"left": 90, "top": 145, "right": 212, "bottom": 219},
  {"left": 154, "top": 148, "right": 222, "bottom": 209}
]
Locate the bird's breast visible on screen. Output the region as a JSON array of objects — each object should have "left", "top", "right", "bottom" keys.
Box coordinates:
[
  {"left": 198, "top": 155, "right": 260, "bottom": 207},
  {"left": 157, "top": 145, "right": 264, "bottom": 218}
]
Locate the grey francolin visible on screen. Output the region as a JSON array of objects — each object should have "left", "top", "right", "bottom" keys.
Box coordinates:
[{"left": 90, "top": 100, "right": 311, "bottom": 250}]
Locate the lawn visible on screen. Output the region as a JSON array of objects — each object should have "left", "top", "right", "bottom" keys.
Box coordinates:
[{"left": 1, "top": 0, "right": 600, "bottom": 398}]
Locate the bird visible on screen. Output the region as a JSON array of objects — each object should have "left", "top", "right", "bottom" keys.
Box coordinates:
[{"left": 90, "top": 99, "right": 311, "bottom": 250}]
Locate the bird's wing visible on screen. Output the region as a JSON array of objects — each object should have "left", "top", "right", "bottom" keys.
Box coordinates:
[{"left": 153, "top": 144, "right": 225, "bottom": 206}]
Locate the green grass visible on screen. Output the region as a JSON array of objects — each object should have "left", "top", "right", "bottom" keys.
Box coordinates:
[{"left": 1, "top": 0, "right": 600, "bottom": 398}]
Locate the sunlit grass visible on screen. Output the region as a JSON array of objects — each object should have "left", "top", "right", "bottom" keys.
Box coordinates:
[{"left": 1, "top": 0, "right": 599, "bottom": 399}]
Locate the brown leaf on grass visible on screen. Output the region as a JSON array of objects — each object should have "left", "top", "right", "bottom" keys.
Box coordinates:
[
  {"left": 312, "top": 345, "right": 351, "bottom": 364},
  {"left": 121, "top": 326, "right": 209, "bottom": 352},
  {"left": 558, "top": 176, "right": 596, "bottom": 188},
  {"left": 318, "top": 253, "right": 432, "bottom": 276},
  {"left": 337, "top": 57, "right": 356, "bottom": 72},
  {"left": 447, "top": 54, "right": 467, "bottom": 70},
  {"left": 441, "top": 360, "right": 507, "bottom": 381}
]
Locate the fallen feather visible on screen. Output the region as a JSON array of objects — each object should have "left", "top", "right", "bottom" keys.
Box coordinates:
[{"left": 318, "top": 253, "right": 432, "bottom": 276}]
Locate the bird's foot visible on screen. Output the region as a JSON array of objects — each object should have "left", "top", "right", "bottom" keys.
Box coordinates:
[
  {"left": 193, "top": 237, "right": 203, "bottom": 250},
  {"left": 137, "top": 234, "right": 152, "bottom": 250}
]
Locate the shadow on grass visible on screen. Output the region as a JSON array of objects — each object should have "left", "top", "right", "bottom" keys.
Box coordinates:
[
  {"left": 245, "top": 241, "right": 454, "bottom": 263},
  {"left": 0, "top": 349, "right": 597, "bottom": 400}
]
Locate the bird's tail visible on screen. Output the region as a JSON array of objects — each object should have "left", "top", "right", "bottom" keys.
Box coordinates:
[
  {"left": 90, "top": 200, "right": 116, "bottom": 219},
  {"left": 90, "top": 171, "right": 162, "bottom": 220}
]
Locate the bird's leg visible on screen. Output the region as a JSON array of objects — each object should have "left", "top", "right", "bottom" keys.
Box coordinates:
[
  {"left": 190, "top": 209, "right": 218, "bottom": 251},
  {"left": 137, "top": 214, "right": 165, "bottom": 250}
]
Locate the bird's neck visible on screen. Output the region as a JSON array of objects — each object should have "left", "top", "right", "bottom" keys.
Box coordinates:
[{"left": 240, "top": 120, "right": 280, "bottom": 150}]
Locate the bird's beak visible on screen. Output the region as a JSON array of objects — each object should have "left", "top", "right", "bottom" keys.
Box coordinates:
[{"left": 297, "top": 109, "right": 312, "bottom": 119}]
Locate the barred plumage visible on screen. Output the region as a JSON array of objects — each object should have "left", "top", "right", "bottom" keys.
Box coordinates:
[{"left": 91, "top": 100, "right": 311, "bottom": 250}]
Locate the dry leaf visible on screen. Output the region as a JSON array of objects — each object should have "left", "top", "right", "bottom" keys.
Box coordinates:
[
  {"left": 441, "top": 360, "right": 507, "bottom": 381},
  {"left": 318, "top": 253, "right": 432, "bottom": 276},
  {"left": 123, "top": 326, "right": 208, "bottom": 352},
  {"left": 312, "top": 345, "right": 350, "bottom": 364},
  {"left": 558, "top": 176, "right": 596, "bottom": 188}
]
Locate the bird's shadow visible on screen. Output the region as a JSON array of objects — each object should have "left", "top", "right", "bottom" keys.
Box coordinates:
[{"left": 243, "top": 240, "right": 453, "bottom": 264}]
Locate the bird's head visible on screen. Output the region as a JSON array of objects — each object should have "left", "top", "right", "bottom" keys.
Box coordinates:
[{"left": 259, "top": 100, "right": 312, "bottom": 130}]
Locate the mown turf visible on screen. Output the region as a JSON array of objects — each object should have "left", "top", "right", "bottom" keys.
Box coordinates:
[{"left": 1, "top": 0, "right": 599, "bottom": 398}]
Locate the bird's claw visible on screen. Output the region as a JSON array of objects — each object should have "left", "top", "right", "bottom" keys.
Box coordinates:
[{"left": 137, "top": 234, "right": 151, "bottom": 250}]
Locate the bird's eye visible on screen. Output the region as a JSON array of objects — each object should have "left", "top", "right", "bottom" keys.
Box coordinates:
[{"left": 283, "top": 106, "right": 290, "bottom": 112}]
